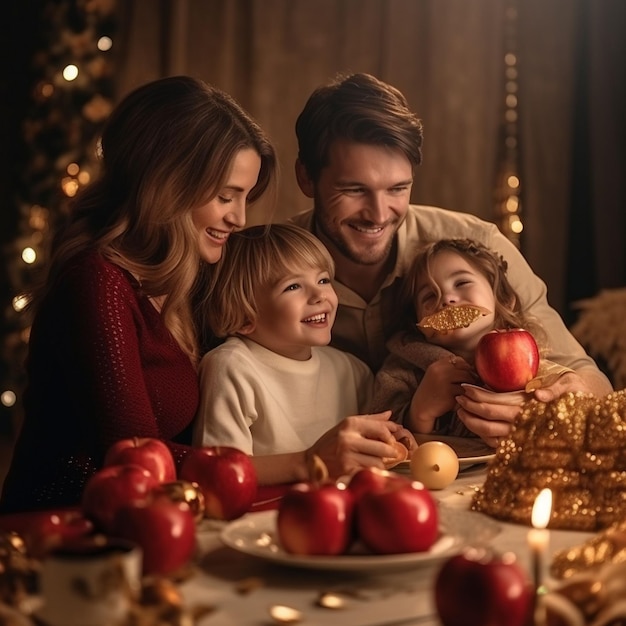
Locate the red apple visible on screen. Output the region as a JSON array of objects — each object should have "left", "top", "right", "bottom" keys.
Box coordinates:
[
  {"left": 356, "top": 474, "right": 438, "bottom": 554},
  {"left": 345, "top": 467, "right": 393, "bottom": 504},
  {"left": 81, "top": 464, "right": 160, "bottom": 533},
  {"left": 277, "top": 482, "right": 354, "bottom": 556},
  {"left": 7, "top": 510, "right": 94, "bottom": 558},
  {"left": 104, "top": 437, "right": 176, "bottom": 483},
  {"left": 435, "top": 547, "right": 533, "bottom": 626},
  {"left": 475, "top": 328, "right": 540, "bottom": 392},
  {"left": 113, "top": 495, "right": 196, "bottom": 576},
  {"left": 179, "top": 447, "right": 257, "bottom": 521}
]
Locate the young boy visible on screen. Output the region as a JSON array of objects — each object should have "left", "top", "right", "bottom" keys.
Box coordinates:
[{"left": 193, "top": 224, "right": 415, "bottom": 484}]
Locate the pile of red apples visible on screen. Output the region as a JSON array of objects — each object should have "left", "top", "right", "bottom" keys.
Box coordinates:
[
  {"left": 277, "top": 467, "right": 439, "bottom": 556},
  {"left": 16, "top": 440, "right": 258, "bottom": 577}
]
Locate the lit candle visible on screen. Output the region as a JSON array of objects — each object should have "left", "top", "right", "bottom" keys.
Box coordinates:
[
  {"left": 527, "top": 488, "right": 553, "bottom": 593},
  {"left": 527, "top": 488, "right": 553, "bottom": 626}
]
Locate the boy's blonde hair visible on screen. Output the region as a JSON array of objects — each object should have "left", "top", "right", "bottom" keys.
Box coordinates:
[{"left": 207, "top": 223, "right": 335, "bottom": 337}]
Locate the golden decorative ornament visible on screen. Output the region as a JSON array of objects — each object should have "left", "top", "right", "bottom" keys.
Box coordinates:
[
  {"left": 417, "top": 305, "right": 491, "bottom": 336},
  {"left": 543, "top": 561, "right": 626, "bottom": 625},
  {"left": 0, "top": 531, "right": 40, "bottom": 606},
  {"left": 154, "top": 481, "right": 205, "bottom": 523},
  {"left": 550, "top": 518, "right": 626, "bottom": 580}
]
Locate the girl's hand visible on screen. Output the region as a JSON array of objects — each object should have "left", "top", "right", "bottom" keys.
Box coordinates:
[{"left": 409, "top": 355, "right": 477, "bottom": 433}]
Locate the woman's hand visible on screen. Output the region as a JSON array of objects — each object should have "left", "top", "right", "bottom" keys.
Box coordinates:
[
  {"left": 306, "top": 411, "right": 415, "bottom": 479},
  {"left": 409, "top": 355, "right": 477, "bottom": 433}
]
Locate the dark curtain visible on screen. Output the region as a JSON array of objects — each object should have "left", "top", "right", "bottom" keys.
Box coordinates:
[
  {"left": 112, "top": 0, "right": 625, "bottom": 317},
  {"left": 565, "top": 0, "right": 626, "bottom": 320},
  {"left": 3, "top": 0, "right": 624, "bottom": 318}
]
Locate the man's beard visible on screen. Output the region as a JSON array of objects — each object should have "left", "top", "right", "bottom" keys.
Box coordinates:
[{"left": 316, "top": 216, "right": 398, "bottom": 267}]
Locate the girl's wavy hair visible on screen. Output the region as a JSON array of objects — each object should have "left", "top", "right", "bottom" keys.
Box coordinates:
[
  {"left": 205, "top": 223, "right": 335, "bottom": 338},
  {"left": 403, "top": 238, "right": 546, "bottom": 347},
  {"left": 31, "top": 76, "right": 277, "bottom": 362}
]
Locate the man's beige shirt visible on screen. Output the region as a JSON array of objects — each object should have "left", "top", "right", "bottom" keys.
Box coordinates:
[{"left": 291, "top": 204, "right": 605, "bottom": 378}]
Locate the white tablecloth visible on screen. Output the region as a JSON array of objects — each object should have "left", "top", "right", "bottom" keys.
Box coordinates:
[{"left": 181, "top": 466, "right": 593, "bottom": 626}]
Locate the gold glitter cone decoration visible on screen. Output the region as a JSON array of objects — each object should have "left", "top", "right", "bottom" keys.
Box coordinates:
[
  {"left": 417, "top": 305, "right": 491, "bottom": 336},
  {"left": 471, "top": 389, "right": 626, "bottom": 532}
]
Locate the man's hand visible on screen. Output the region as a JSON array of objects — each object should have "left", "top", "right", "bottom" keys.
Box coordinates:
[
  {"left": 532, "top": 370, "right": 611, "bottom": 403},
  {"left": 456, "top": 366, "right": 613, "bottom": 448},
  {"left": 455, "top": 387, "right": 522, "bottom": 448}
]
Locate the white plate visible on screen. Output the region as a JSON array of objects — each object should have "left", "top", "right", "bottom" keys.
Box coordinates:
[
  {"left": 458, "top": 454, "right": 495, "bottom": 469},
  {"left": 395, "top": 434, "right": 496, "bottom": 473},
  {"left": 394, "top": 455, "right": 493, "bottom": 473},
  {"left": 461, "top": 383, "right": 531, "bottom": 405},
  {"left": 220, "top": 507, "right": 500, "bottom": 572}
]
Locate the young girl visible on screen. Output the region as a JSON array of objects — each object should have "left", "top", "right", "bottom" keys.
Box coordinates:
[
  {"left": 194, "top": 223, "right": 416, "bottom": 484},
  {"left": 371, "top": 238, "right": 560, "bottom": 445},
  {"left": 0, "top": 76, "right": 277, "bottom": 513}
]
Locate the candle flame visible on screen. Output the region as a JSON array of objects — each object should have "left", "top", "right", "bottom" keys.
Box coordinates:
[{"left": 531, "top": 488, "right": 553, "bottom": 529}]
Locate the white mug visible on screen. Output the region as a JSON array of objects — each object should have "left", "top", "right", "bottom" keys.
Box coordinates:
[{"left": 37, "top": 536, "right": 142, "bottom": 626}]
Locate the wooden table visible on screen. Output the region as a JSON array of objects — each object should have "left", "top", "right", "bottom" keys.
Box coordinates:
[{"left": 179, "top": 466, "right": 594, "bottom": 626}]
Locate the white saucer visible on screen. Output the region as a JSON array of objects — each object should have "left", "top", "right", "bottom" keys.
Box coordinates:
[{"left": 461, "top": 383, "right": 531, "bottom": 406}]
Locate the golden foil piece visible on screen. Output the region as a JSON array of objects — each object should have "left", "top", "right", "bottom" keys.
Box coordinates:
[
  {"left": 234, "top": 577, "right": 264, "bottom": 595},
  {"left": 126, "top": 576, "right": 214, "bottom": 625},
  {"left": 471, "top": 389, "right": 626, "bottom": 532},
  {"left": 269, "top": 605, "right": 303, "bottom": 623},
  {"left": 417, "top": 304, "right": 491, "bottom": 335}
]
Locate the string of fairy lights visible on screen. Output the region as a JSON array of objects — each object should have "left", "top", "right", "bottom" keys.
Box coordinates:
[
  {"left": 1, "top": 0, "right": 117, "bottom": 433},
  {"left": 494, "top": 0, "right": 524, "bottom": 246}
]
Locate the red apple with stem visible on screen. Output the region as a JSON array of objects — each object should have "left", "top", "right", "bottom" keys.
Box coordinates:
[
  {"left": 345, "top": 467, "right": 391, "bottom": 504},
  {"left": 356, "top": 473, "right": 438, "bottom": 554},
  {"left": 104, "top": 437, "right": 176, "bottom": 483},
  {"left": 277, "top": 481, "right": 355, "bottom": 556},
  {"left": 435, "top": 547, "right": 533, "bottom": 626},
  {"left": 81, "top": 464, "right": 159, "bottom": 533},
  {"left": 475, "top": 328, "right": 540, "bottom": 392},
  {"left": 114, "top": 495, "right": 196, "bottom": 576},
  {"left": 179, "top": 446, "right": 257, "bottom": 521}
]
